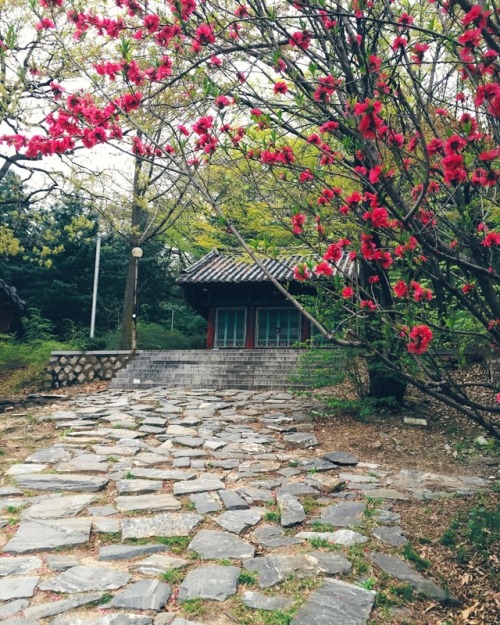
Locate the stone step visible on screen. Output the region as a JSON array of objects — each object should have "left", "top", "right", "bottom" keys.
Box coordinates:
[
  {"left": 110, "top": 349, "right": 310, "bottom": 390},
  {"left": 114, "top": 368, "right": 299, "bottom": 376}
]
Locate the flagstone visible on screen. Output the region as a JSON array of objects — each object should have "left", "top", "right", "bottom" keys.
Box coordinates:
[
  {"left": 115, "top": 494, "right": 181, "bottom": 513},
  {"left": 188, "top": 529, "right": 255, "bottom": 559},
  {"left": 178, "top": 565, "right": 240, "bottom": 602},
  {"left": 0, "top": 576, "right": 39, "bottom": 601},
  {"left": 122, "top": 513, "right": 203, "bottom": 539},
  {"left": 290, "top": 579, "right": 374, "bottom": 625},
  {"left": 12, "top": 474, "right": 108, "bottom": 492},
  {"left": 22, "top": 494, "right": 95, "bottom": 520},
  {"left": 0, "top": 556, "right": 42, "bottom": 576},
  {"left": 38, "top": 565, "right": 130, "bottom": 593},
  {"left": 3, "top": 518, "right": 92, "bottom": 554}
]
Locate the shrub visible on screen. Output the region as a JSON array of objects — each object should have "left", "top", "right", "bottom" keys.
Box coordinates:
[
  {"left": 102, "top": 322, "right": 204, "bottom": 350},
  {"left": 0, "top": 333, "right": 77, "bottom": 393}
]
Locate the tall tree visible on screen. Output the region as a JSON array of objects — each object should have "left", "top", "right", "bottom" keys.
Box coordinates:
[{"left": 3, "top": 0, "right": 498, "bottom": 433}]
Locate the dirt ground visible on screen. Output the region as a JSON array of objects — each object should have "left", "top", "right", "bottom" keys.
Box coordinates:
[{"left": 309, "top": 387, "right": 499, "bottom": 625}]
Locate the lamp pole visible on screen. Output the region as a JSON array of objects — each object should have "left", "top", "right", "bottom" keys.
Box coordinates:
[
  {"left": 90, "top": 232, "right": 102, "bottom": 339},
  {"left": 131, "top": 246, "right": 143, "bottom": 353}
]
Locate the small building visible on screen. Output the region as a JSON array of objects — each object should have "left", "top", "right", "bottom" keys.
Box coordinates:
[
  {"left": 0, "top": 279, "right": 26, "bottom": 333},
  {"left": 177, "top": 249, "right": 353, "bottom": 349}
]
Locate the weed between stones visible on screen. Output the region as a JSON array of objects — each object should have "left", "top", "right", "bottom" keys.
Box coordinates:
[
  {"left": 160, "top": 569, "right": 184, "bottom": 584},
  {"left": 181, "top": 597, "right": 207, "bottom": 617},
  {"left": 156, "top": 535, "right": 191, "bottom": 553},
  {"left": 238, "top": 570, "right": 258, "bottom": 586}
]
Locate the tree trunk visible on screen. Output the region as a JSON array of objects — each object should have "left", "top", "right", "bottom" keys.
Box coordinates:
[
  {"left": 118, "top": 138, "right": 145, "bottom": 351},
  {"left": 367, "top": 359, "right": 407, "bottom": 405},
  {"left": 118, "top": 256, "right": 136, "bottom": 350}
]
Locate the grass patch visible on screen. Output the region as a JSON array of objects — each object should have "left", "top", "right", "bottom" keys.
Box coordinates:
[
  {"left": 229, "top": 600, "right": 297, "bottom": 625},
  {"left": 402, "top": 544, "right": 431, "bottom": 572},
  {"left": 307, "top": 537, "right": 342, "bottom": 551},
  {"left": 348, "top": 544, "right": 370, "bottom": 575},
  {"left": 280, "top": 575, "right": 323, "bottom": 597},
  {"left": 358, "top": 577, "right": 376, "bottom": 591},
  {"left": 88, "top": 594, "right": 113, "bottom": 607},
  {"left": 302, "top": 497, "right": 321, "bottom": 515},
  {"left": 310, "top": 521, "right": 335, "bottom": 532},
  {"left": 160, "top": 568, "right": 184, "bottom": 584},
  {"left": 100, "top": 532, "right": 121, "bottom": 543},
  {"left": 264, "top": 511, "right": 281, "bottom": 523},
  {"left": 440, "top": 502, "right": 499, "bottom": 564},
  {"left": 124, "top": 538, "right": 150, "bottom": 545},
  {"left": 0, "top": 332, "right": 80, "bottom": 394},
  {"left": 181, "top": 598, "right": 207, "bottom": 618},
  {"left": 157, "top": 535, "right": 191, "bottom": 553},
  {"left": 374, "top": 583, "right": 415, "bottom": 608},
  {"left": 363, "top": 497, "right": 383, "bottom": 519},
  {"left": 238, "top": 570, "right": 258, "bottom": 586}
]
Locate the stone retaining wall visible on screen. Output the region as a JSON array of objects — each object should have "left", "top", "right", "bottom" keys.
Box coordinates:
[
  {"left": 48, "top": 349, "right": 500, "bottom": 390},
  {"left": 490, "top": 357, "right": 500, "bottom": 384},
  {"left": 48, "top": 351, "right": 134, "bottom": 388}
]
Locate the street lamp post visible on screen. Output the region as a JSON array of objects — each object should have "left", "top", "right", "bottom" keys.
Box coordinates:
[
  {"left": 90, "top": 232, "right": 102, "bottom": 339},
  {"left": 131, "top": 246, "right": 143, "bottom": 353}
]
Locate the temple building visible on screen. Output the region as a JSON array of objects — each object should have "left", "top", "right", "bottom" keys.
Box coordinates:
[{"left": 177, "top": 249, "right": 353, "bottom": 349}]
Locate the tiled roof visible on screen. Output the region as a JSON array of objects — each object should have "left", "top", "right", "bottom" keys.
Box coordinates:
[
  {"left": 177, "top": 249, "right": 354, "bottom": 284},
  {"left": 0, "top": 279, "right": 25, "bottom": 310}
]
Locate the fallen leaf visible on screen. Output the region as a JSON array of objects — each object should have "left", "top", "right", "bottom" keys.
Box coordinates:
[{"left": 461, "top": 602, "right": 479, "bottom": 620}]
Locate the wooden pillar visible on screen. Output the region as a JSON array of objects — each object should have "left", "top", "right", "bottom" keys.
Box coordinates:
[
  {"left": 246, "top": 307, "right": 255, "bottom": 349},
  {"left": 301, "top": 314, "right": 311, "bottom": 344},
  {"left": 206, "top": 308, "right": 216, "bottom": 349}
]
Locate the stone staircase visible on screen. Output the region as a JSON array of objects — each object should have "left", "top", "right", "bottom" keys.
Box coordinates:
[{"left": 109, "top": 349, "right": 309, "bottom": 390}]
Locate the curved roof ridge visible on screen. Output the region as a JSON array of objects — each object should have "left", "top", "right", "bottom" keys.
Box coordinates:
[
  {"left": 0, "top": 278, "right": 26, "bottom": 310},
  {"left": 177, "top": 249, "right": 354, "bottom": 284}
]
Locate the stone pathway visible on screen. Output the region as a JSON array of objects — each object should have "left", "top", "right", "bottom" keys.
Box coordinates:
[{"left": 0, "top": 388, "right": 490, "bottom": 625}]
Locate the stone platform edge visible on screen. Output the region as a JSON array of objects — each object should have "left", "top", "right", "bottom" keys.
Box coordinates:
[{"left": 48, "top": 350, "right": 135, "bottom": 388}]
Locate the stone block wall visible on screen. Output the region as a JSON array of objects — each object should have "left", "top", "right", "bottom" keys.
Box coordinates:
[
  {"left": 48, "top": 351, "right": 134, "bottom": 388},
  {"left": 489, "top": 357, "right": 500, "bottom": 384}
]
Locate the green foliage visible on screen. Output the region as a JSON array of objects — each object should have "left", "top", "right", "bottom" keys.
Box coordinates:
[
  {"left": 0, "top": 179, "right": 206, "bottom": 347},
  {"left": 160, "top": 568, "right": 184, "bottom": 584},
  {"left": 402, "top": 545, "right": 431, "bottom": 572},
  {"left": 359, "top": 577, "right": 376, "bottom": 591},
  {"left": 88, "top": 594, "right": 113, "bottom": 606},
  {"left": 181, "top": 598, "right": 207, "bottom": 617},
  {"left": 292, "top": 347, "right": 405, "bottom": 417},
  {"left": 21, "top": 309, "right": 55, "bottom": 342},
  {"left": 291, "top": 348, "right": 358, "bottom": 389},
  {"left": 0, "top": 330, "right": 77, "bottom": 392},
  {"left": 348, "top": 544, "right": 370, "bottom": 575},
  {"left": 390, "top": 583, "right": 415, "bottom": 601},
  {"left": 302, "top": 497, "right": 321, "bottom": 515},
  {"left": 364, "top": 497, "right": 383, "bottom": 519},
  {"left": 157, "top": 535, "right": 191, "bottom": 553},
  {"left": 102, "top": 323, "right": 204, "bottom": 350},
  {"left": 310, "top": 522, "right": 335, "bottom": 532},
  {"left": 238, "top": 570, "right": 258, "bottom": 586},
  {"left": 263, "top": 510, "right": 281, "bottom": 523},
  {"left": 307, "top": 537, "right": 340, "bottom": 551},
  {"left": 374, "top": 583, "right": 415, "bottom": 608},
  {"left": 440, "top": 503, "right": 499, "bottom": 563}
]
